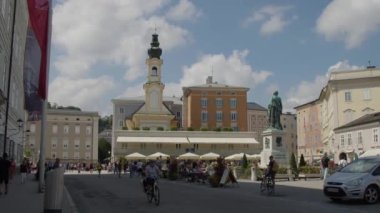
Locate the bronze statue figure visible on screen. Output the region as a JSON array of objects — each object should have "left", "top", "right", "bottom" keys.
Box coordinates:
[{"left": 268, "top": 91, "right": 283, "bottom": 130}]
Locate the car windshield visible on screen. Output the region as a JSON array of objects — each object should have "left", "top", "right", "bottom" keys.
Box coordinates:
[{"left": 340, "top": 158, "right": 380, "bottom": 173}]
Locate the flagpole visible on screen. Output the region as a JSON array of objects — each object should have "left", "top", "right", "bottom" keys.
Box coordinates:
[{"left": 38, "top": 0, "right": 52, "bottom": 193}]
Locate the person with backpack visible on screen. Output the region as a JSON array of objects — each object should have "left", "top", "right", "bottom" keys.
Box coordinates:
[{"left": 321, "top": 153, "right": 330, "bottom": 180}]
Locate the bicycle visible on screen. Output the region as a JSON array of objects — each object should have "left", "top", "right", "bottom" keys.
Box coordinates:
[
  {"left": 260, "top": 175, "right": 275, "bottom": 195},
  {"left": 145, "top": 178, "right": 160, "bottom": 206}
]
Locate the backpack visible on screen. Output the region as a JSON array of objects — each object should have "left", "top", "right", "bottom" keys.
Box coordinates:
[{"left": 272, "top": 161, "right": 279, "bottom": 172}]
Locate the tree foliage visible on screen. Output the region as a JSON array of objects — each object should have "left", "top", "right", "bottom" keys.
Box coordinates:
[
  {"left": 98, "top": 138, "right": 111, "bottom": 162},
  {"left": 99, "top": 115, "right": 112, "bottom": 133},
  {"left": 290, "top": 153, "right": 298, "bottom": 175},
  {"left": 299, "top": 154, "right": 307, "bottom": 167}
]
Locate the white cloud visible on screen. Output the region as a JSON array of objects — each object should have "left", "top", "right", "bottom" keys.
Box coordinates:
[
  {"left": 284, "top": 60, "right": 363, "bottom": 112},
  {"left": 242, "top": 5, "right": 294, "bottom": 36},
  {"left": 50, "top": 0, "right": 198, "bottom": 114},
  {"left": 316, "top": 0, "right": 380, "bottom": 49},
  {"left": 179, "top": 50, "right": 272, "bottom": 89},
  {"left": 49, "top": 76, "right": 115, "bottom": 115},
  {"left": 165, "top": 0, "right": 202, "bottom": 21}
]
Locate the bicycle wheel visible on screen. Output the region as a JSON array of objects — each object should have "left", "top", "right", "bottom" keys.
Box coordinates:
[
  {"left": 146, "top": 186, "right": 153, "bottom": 203},
  {"left": 266, "top": 178, "right": 275, "bottom": 195},
  {"left": 260, "top": 179, "right": 267, "bottom": 194},
  {"left": 154, "top": 185, "right": 160, "bottom": 206}
]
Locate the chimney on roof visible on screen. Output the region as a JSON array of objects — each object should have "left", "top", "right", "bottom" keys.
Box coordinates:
[{"left": 206, "top": 76, "right": 213, "bottom": 84}]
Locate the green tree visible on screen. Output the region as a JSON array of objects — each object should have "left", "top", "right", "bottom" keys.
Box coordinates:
[
  {"left": 98, "top": 138, "right": 111, "bottom": 162},
  {"left": 299, "top": 154, "right": 307, "bottom": 167},
  {"left": 242, "top": 154, "right": 248, "bottom": 169},
  {"left": 99, "top": 115, "right": 112, "bottom": 133},
  {"left": 290, "top": 153, "right": 298, "bottom": 175}
]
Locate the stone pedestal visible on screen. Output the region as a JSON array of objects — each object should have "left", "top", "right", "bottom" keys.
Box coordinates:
[{"left": 260, "top": 128, "right": 289, "bottom": 168}]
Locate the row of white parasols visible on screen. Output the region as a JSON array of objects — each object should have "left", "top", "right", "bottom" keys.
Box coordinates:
[{"left": 124, "top": 152, "right": 261, "bottom": 161}]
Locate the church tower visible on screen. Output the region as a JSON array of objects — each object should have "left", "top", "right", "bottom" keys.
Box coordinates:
[
  {"left": 132, "top": 33, "right": 175, "bottom": 130},
  {"left": 144, "top": 33, "right": 164, "bottom": 112}
]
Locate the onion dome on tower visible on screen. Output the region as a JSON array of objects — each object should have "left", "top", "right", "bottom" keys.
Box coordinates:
[{"left": 147, "top": 33, "right": 162, "bottom": 59}]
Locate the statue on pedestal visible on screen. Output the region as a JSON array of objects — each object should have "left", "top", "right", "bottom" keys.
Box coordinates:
[{"left": 268, "top": 91, "right": 283, "bottom": 130}]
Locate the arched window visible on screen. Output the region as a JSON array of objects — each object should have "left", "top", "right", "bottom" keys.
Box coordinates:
[{"left": 152, "top": 67, "right": 158, "bottom": 76}]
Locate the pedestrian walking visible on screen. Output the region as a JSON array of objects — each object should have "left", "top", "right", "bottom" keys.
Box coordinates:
[
  {"left": 96, "top": 163, "right": 102, "bottom": 178},
  {"left": 20, "top": 158, "right": 28, "bottom": 184},
  {"left": 321, "top": 153, "right": 330, "bottom": 180},
  {"left": 338, "top": 153, "right": 348, "bottom": 169},
  {"left": 0, "top": 153, "right": 11, "bottom": 195},
  {"left": 9, "top": 158, "right": 16, "bottom": 182}
]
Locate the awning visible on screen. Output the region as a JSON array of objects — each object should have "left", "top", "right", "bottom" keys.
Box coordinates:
[
  {"left": 188, "top": 137, "right": 258, "bottom": 144},
  {"left": 177, "top": 152, "right": 200, "bottom": 160},
  {"left": 117, "top": 137, "right": 189, "bottom": 144},
  {"left": 200, "top": 152, "right": 220, "bottom": 160},
  {"left": 146, "top": 152, "right": 170, "bottom": 160},
  {"left": 117, "top": 136, "right": 258, "bottom": 144},
  {"left": 225, "top": 153, "right": 251, "bottom": 160},
  {"left": 125, "top": 152, "right": 146, "bottom": 160}
]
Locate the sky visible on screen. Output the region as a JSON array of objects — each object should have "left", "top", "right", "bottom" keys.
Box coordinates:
[{"left": 48, "top": 0, "right": 380, "bottom": 116}]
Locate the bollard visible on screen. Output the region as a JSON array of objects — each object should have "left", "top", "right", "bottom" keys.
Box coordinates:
[
  {"left": 251, "top": 167, "right": 257, "bottom": 181},
  {"left": 44, "top": 167, "right": 64, "bottom": 213}
]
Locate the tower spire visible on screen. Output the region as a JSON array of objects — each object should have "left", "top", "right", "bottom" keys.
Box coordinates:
[{"left": 147, "top": 33, "right": 162, "bottom": 59}]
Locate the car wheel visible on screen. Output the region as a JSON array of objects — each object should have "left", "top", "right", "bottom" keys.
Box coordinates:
[{"left": 364, "top": 185, "right": 379, "bottom": 204}]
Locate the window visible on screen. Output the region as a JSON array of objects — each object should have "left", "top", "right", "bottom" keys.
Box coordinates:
[
  {"left": 120, "top": 107, "right": 124, "bottom": 113},
  {"left": 345, "top": 91, "right": 351, "bottom": 102},
  {"left": 347, "top": 133, "right": 352, "bottom": 145},
  {"left": 152, "top": 67, "right": 158, "bottom": 76},
  {"left": 74, "top": 152, "right": 80, "bottom": 159},
  {"left": 201, "top": 111, "right": 208, "bottom": 122},
  {"left": 265, "top": 138, "right": 270, "bottom": 149},
  {"left": 75, "top": 125, "right": 80, "bottom": 134},
  {"left": 358, "top": 132, "right": 363, "bottom": 144},
  {"left": 62, "top": 152, "right": 68, "bottom": 159},
  {"left": 230, "top": 111, "right": 237, "bottom": 121},
  {"left": 201, "top": 98, "right": 208, "bottom": 108},
  {"left": 211, "top": 144, "right": 217, "bottom": 150},
  {"left": 51, "top": 138, "right": 57, "bottom": 149},
  {"left": 230, "top": 98, "right": 237, "bottom": 108},
  {"left": 215, "top": 98, "right": 223, "bottom": 108},
  {"left": 63, "top": 139, "right": 69, "bottom": 149},
  {"left": 156, "top": 143, "right": 162, "bottom": 149},
  {"left": 86, "top": 126, "right": 92, "bottom": 135},
  {"left": 51, "top": 152, "right": 56, "bottom": 159},
  {"left": 119, "top": 120, "right": 123, "bottom": 127},
  {"left": 176, "top": 111, "right": 181, "bottom": 119},
  {"left": 228, "top": 144, "right": 234, "bottom": 150},
  {"left": 121, "top": 144, "right": 128, "bottom": 149},
  {"left": 85, "top": 152, "right": 91, "bottom": 159},
  {"left": 374, "top": 129, "right": 379, "bottom": 143},
  {"left": 63, "top": 125, "right": 69, "bottom": 134},
  {"left": 175, "top": 144, "right": 181, "bottom": 149},
  {"left": 216, "top": 111, "right": 223, "bottom": 122},
  {"left": 340, "top": 135, "right": 345, "bottom": 146},
  {"left": 52, "top": 125, "right": 58, "bottom": 134},
  {"left": 74, "top": 139, "right": 80, "bottom": 149},
  {"left": 140, "top": 143, "right": 146, "bottom": 149},
  {"left": 363, "top": 89, "right": 371, "bottom": 100}
]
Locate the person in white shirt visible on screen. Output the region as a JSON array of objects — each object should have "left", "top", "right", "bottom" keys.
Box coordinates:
[
  {"left": 338, "top": 153, "right": 348, "bottom": 169},
  {"left": 143, "top": 160, "right": 161, "bottom": 192}
]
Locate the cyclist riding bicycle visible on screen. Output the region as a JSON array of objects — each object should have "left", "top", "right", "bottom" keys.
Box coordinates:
[
  {"left": 143, "top": 160, "right": 161, "bottom": 192},
  {"left": 265, "top": 156, "right": 278, "bottom": 182}
]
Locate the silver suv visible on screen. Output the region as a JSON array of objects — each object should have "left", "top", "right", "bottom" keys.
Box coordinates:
[{"left": 323, "top": 157, "right": 380, "bottom": 204}]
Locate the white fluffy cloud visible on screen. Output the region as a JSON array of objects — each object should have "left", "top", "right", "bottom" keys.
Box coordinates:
[
  {"left": 242, "top": 5, "right": 295, "bottom": 36},
  {"left": 284, "top": 60, "right": 363, "bottom": 112},
  {"left": 180, "top": 50, "right": 272, "bottom": 88},
  {"left": 166, "top": 0, "right": 202, "bottom": 21},
  {"left": 316, "top": 0, "right": 380, "bottom": 49},
  {"left": 50, "top": 0, "right": 198, "bottom": 114},
  {"left": 49, "top": 76, "right": 115, "bottom": 114}
]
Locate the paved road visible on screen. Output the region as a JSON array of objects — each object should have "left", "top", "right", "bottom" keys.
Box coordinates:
[{"left": 65, "top": 174, "right": 379, "bottom": 213}]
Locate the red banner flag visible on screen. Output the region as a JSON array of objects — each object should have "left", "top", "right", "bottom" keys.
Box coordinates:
[
  {"left": 27, "top": 0, "right": 50, "bottom": 100},
  {"left": 24, "top": 0, "right": 50, "bottom": 120}
]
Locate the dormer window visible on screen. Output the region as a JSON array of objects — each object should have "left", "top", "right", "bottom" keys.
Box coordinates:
[{"left": 152, "top": 67, "right": 158, "bottom": 76}]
